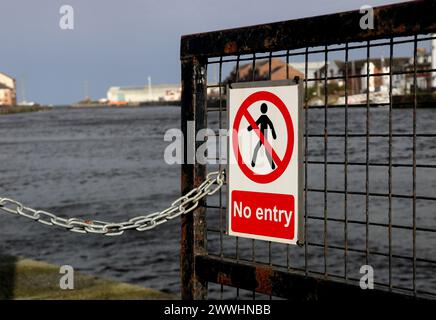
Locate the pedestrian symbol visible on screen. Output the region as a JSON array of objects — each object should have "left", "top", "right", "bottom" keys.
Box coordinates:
[
  {"left": 248, "top": 103, "right": 277, "bottom": 169},
  {"left": 227, "top": 80, "right": 304, "bottom": 245}
]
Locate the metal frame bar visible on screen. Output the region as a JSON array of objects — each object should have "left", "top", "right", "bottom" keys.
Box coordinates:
[
  {"left": 181, "top": 1, "right": 436, "bottom": 59},
  {"left": 195, "top": 255, "right": 427, "bottom": 301},
  {"left": 181, "top": 56, "right": 208, "bottom": 300}
]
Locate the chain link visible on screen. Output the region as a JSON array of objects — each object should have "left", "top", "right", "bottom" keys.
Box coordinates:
[{"left": 0, "top": 170, "right": 225, "bottom": 236}]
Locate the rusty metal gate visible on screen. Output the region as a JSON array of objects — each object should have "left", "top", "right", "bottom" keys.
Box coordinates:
[{"left": 180, "top": 0, "right": 436, "bottom": 300}]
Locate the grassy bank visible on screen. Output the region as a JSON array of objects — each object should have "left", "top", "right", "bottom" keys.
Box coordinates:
[
  {"left": 0, "top": 255, "right": 176, "bottom": 300},
  {"left": 0, "top": 105, "right": 48, "bottom": 115}
]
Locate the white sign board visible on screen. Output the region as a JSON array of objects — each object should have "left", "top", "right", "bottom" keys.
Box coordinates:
[{"left": 227, "top": 80, "right": 304, "bottom": 245}]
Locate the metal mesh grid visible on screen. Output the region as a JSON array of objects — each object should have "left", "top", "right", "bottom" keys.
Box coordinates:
[{"left": 202, "top": 34, "right": 436, "bottom": 300}]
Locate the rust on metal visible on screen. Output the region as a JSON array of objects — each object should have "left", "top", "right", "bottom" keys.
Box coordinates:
[
  {"left": 255, "top": 266, "right": 273, "bottom": 295},
  {"left": 224, "top": 41, "right": 237, "bottom": 54},
  {"left": 217, "top": 272, "right": 232, "bottom": 286}
]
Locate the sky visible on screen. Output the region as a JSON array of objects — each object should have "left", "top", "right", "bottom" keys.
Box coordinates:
[{"left": 0, "top": 0, "right": 408, "bottom": 105}]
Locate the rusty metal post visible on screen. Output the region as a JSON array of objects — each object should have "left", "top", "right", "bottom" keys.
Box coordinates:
[{"left": 180, "top": 55, "right": 208, "bottom": 300}]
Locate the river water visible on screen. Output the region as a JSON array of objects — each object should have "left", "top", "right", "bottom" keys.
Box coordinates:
[{"left": 0, "top": 106, "right": 435, "bottom": 298}]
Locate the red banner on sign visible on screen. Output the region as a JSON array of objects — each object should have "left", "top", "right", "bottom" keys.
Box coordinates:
[{"left": 231, "top": 190, "right": 295, "bottom": 241}]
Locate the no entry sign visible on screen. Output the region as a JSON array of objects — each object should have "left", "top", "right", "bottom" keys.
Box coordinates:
[{"left": 227, "top": 80, "right": 304, "bottom": 245}]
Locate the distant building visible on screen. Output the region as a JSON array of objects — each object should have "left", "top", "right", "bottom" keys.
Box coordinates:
[
  {"left": 290, "top": 61, "right": 326, "bottom": 82},
  {"left": 107, "top": 84, "right": 181, "bottom": 104},
  {"left": 226, "top": 58, "right": 304, "bottom": 82},
  {"left": 0, "top": 72, "right": 17, "bottom": 106},
  {"left": 403, "top": 48, "right": 433, "bottom": 93},
  {"left": 314, "top": 58, "right": 410, "bottom": 95}
]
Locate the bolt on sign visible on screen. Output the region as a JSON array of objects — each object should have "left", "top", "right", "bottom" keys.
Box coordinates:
[{"left": 227, "top": 79, "right": 304, "bottom": 245}]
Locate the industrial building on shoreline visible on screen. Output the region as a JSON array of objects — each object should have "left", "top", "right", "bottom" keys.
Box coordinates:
[{"left": 107, "top": 83, "right": 181, "bottom": 105}]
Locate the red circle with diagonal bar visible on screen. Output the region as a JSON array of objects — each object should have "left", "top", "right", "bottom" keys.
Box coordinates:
[{"left": 232, "top": 91, "right": 294, "bottom": 184}]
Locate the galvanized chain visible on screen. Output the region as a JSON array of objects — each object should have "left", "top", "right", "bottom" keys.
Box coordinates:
[{"left": 0, "top": 170, "right": 225, "bottom": 236}]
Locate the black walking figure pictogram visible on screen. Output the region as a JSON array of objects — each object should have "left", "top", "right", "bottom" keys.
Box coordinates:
[{"left": 247, "top": 103, "right": 277, "bottom": 169}]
